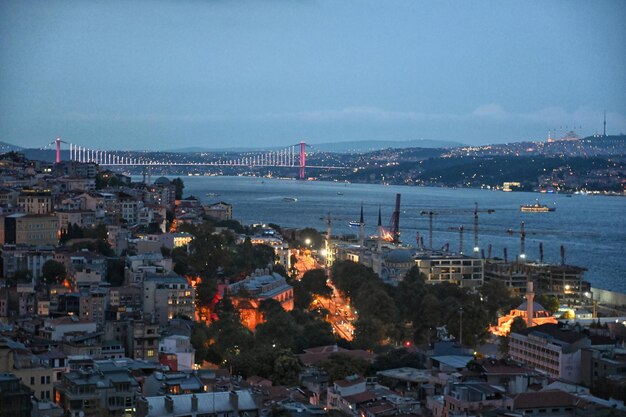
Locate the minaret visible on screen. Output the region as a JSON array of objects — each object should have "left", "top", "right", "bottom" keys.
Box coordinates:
[
  {"left": 603, "top": 110, "right": 607, "bottom": 137},
  {"left": 359, "top": 203, "right": 365, "bottom": 249},
  {"left": 526, "top": 281, "right": 535, "bottom": 327}
]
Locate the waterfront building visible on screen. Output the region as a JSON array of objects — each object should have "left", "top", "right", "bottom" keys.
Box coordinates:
[
  {"left": 414, "top": 251, "right": 484, "bottom": 288},
  {"left": 203, "top": 201, "right": 233, "bottom": 221},
  {"left": 485, "top": 260, "right": 589, "bottom": 301}
]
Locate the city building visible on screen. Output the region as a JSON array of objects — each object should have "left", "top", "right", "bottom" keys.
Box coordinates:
[
  {"left": 158, "top": 335, "right": 195, "bottom": 371},
  {"left": 143, "top": 275, "right": 195, "bottom": 326},
  {"left": 509, "top": 323, "right": 591, "bottom": 383},
  {"left": 228, "top": 270, "right": 294, "bottom": 330},
  {"left": 203, "top": 201, "right": 233, "bottom": 221},
  {"left": 0, "top": 213, "right": 58, "bottom": 246},
  {"left": 55, "top": 359, "right": 139, "bottom": 417},
  {"left": 17, "top": 190, "right": 53, "bottom": 214},
  {"left": 0, "top": 244, "right": 55, "bottom": 280},
  {"left": 414, "top": 251, "right": 484, "bottom": 288},
  {"left": 136, "top": 390, "right": 261, "bottom": 417},
  {"left": 0, "top": 373, "right": 33, "bottom": 417}
]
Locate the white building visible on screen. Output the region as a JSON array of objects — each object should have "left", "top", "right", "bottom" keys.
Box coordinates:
[
  {"left": 509, "top": 323, "right": 590, "bottom": 383},
  {"left": 158, "top": 335, "right": 195, "bottom": 371}
]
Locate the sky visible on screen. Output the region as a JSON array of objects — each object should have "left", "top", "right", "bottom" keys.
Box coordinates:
[{"left": 1, "top": 0, "right": 625, "bottom": 150}]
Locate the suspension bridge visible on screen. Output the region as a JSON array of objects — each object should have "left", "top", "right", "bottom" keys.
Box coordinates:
[{"left": 44, "top": 138, "right": 347, "bottom": 179}]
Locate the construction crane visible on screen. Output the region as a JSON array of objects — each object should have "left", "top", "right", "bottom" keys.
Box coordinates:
[{"left": 420, "top": 203, "right": 495, "bottom": 253}]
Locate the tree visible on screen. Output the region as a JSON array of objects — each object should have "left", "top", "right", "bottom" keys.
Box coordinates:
[
  {"left": 538, "top": 294, "right": 560, "bottom": 314},
  {"left": 172, "top": 177, "right": 185, "bottom": 199},
  {"left": 105, "top": 259, "right": 125, "bottom": 287},
  {"left": 298, "top": 228, "right": 325, "bottom": 249},
  {"left": 41, "top": 260, "right": 66, "bottom": 285},
  {"left": 272, "top": 352, "right": 302, "bottom": 385},
  {"left": 353, "top": 316, "right": 385, "bottom": 350},
  {"left": 301, "top": 269, "right": 332, "bottom": 298},
  {"left": 480, "top": 280, "right": 517, "bottom": 321},
  {"left": 331, "top": 260, "right": 378, "bottom": 299},
  {"left": 319, "top": 353, "right": 370, "bottom": 382}
]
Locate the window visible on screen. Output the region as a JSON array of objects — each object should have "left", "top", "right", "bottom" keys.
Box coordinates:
[{"left": 147, "top": 349, "right": 155, "bottom": 358}]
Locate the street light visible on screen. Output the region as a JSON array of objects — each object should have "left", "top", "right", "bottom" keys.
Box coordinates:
[{"left": 305, "top": 238, "right": 311, "bottom": 246}]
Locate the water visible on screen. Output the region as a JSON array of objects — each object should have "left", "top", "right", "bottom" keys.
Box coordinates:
[{"left": 180, "top": 176, "right": 626, "bottom": 293}]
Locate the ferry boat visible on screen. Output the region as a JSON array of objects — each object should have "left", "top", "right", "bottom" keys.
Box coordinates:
[
  {"left": 282, "top": 197, "right": 298, "bottom": 202},
  {"left": 348, "top": 221, "right": 361, "bottom": 227},
  {"left": 520, "top": 200, "right": 555, "bottom": 212},
  {"left": 206, "top": 192, "right": 220, "bottom": 197}
]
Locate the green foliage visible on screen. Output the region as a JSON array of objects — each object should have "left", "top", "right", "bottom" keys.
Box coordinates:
[
  {"left": 354, "top": 316, "right": 385, "bottom": 349},
  {"left": 232, "top": 238, "right": 276, "bottom": 277},
  {"left": 68, "top": 239, "right": 115, "bottom": 257},
  {"left": 369, "top": 348, "right": 424, "bottom": 374},
  {"left": 301, "top": 269, "right": 332, "bottom": 297},
  {"left": 41, "top": 260, "right": 66, "bottom": 285},
  {"left": 172, "top": 177, "right": 185, "bottom": 199},
  {"left": 105, "top": 258, "right": 125, "bottom": 287},
  {"left": 272, "top": 352, "right": 302, "bottom": 385},
  {"left": 319, "top": 353, "right": 369, "bottom": 382},
  {"left": 331, "top": 260, "right": 378, "bottom": 300},
  {"left": 511, "top": 316, "right": 527, "bottom": 333},
  {"left": 196, "top": 279, "right": 218, "bottom": 310},
  {"left": 480, "top": 280, "right": 520, "bottom": 321},
  {"left": 537, "top": 294, "right": 560, "bottom": 314},
  {"left": 297, "top": 228, "right": 325, "bottom": 249},
  {"left": 13, "top": 269, "right": 32, "bottom": 283}
]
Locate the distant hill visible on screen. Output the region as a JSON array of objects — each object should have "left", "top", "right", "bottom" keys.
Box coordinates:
[
  {"left": 167, "top": 139, "right": 465, "bottom": 154},
  {"left": 0, "top": 141, "right": 23, "bottom": 153},
  {"left": 310, "top": 139, "right": 466, "bottom": 153}
]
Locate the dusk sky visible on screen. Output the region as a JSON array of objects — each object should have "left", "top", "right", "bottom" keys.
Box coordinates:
[{"left": 1, "top": 0, "right": 625, "bottom": 150}]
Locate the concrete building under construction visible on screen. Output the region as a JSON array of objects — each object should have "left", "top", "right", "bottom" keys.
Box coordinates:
[{"left": 485, "top": 260, "right": 589, "bottom": 301}]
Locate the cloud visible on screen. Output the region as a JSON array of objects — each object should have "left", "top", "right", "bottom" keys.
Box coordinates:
[
  {"left": 260, "top": 107, "right": 455, "bottom": 123},
  {"left": 472, "top": 104, "right": 507, "bottom": 118}
]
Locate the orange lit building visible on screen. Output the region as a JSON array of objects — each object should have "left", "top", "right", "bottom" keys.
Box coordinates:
[{"left": 228, "top": 270, "right": 294, "bottom": 330}]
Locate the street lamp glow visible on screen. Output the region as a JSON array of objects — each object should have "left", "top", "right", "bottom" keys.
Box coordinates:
[
  {"left": 320, "top": 249, "right": 327, "bottom": 257},
  {"left": 473, "top": 246, "right": 479, "bottom": 253},
  {"left": 305, "top": 238, "right": 311, "bottom": 246}
]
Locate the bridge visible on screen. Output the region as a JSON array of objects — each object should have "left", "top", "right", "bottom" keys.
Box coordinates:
[{"left": 45, "top": 138, "right": 346, "bottom": 180}]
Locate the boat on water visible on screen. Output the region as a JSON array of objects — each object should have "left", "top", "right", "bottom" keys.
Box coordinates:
[
  {"left": 520, "top": 200, "right": 555, "bottom": 212},
  {"left": 348, "top": 221, "right": 361, "bottom": 227},
  {"left": 337, "top": 192, "right": 344, "bottom": 195},
  {"left": 206, "top": 193, "right": 220, "bottom": 197},
  {"left": 282, "top": 197, "right": 298, "bottom": 202}
]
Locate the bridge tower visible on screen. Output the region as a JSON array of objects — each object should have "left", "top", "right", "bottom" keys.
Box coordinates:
[
  {"left": 299, "top": 141, "right": 306, "bottom": 180},
  {"left": 55, "top": 138, "right": 62, "bottom": 163}
]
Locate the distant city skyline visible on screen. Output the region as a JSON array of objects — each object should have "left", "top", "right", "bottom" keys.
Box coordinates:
[{"left": 1, "top": 0, "right": 625, "bottom": 150}]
